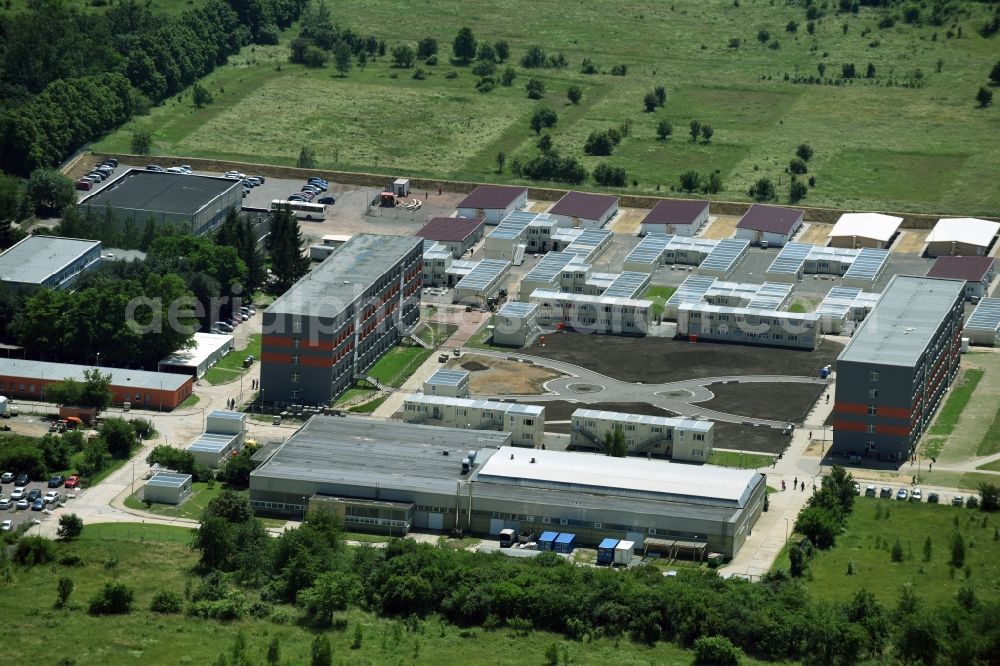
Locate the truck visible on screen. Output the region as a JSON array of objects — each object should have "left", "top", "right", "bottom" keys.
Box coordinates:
[
  {"left": 498, "top": 528, "right": 516, "bottom": 548},
  {"left": 0, "top": 396, "right": 18, "bottom": 418}
]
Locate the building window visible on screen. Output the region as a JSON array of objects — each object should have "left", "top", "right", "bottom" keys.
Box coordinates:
[
  {"left": 559, "top": 518, "right": 568, "bottom": 526},
  {"left": 292, "top": 320, "right": 302, "bottom": 334},
  {"left": 524, "top": 419, "right": 534, "bottom": 426},
  {"left": 291, "top": 373, "right": 300, "bottom": 384},
  {"left": 867, "top": 405, "right": 877, "bottom": 415},
  {"left": 866, "top": 441, "right": 876, "bottom": 451},
  {"left": 594, "top": 522, "right": 603, "bottom": 529},
  {"left": 867, "top": 424, "right": 875, "bottom": 433},
  {"left": 868, "top": 389, "right": 878, "bottom": 399},
  {"left": 291, "top": 355, "right": 300, "bottom": 366},
  {"left": 291, "top": 389, "right": 300, "bottom": 399},
  {"left": 870, "top": 371, "right": 879, "bottom": 381},
  {"left": 292, "top": 338, "right": 301, "bottom": 349}
]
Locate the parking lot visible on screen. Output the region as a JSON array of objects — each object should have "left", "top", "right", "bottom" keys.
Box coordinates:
[{"left": 0, "top": 476, "right": 68, "bottom": 532}]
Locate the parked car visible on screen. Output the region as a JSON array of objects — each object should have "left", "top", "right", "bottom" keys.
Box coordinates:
[
  {"left": 103, "top": 158, "right": 118, "bottom": 167},
  {"left": 26, "top": 489, "right": 41, "bottom": 502},
  {"left": 952, "top": 495, "right": 964, "bottom": 506},
  {"left": 179, "top": 165, "right": 192, "bottom": 173},
  {"left": 146, "top": 164, "right": 165, "bottom": 172},
  {"left": 317, "top": 196, "right": 336, "bottom": 205},
  {"left": 0, "top": 499, "right": 11, "bottom": 510},
  {"left": 911, "top": 488, "right": 922, "bottom": 502},
  {"left": 10, "top": 488, "right": 26, "bottom": 501},
  {"left": 246, "top": 176, "right": 262, "bottom": 186},
  {"left": 87, "top": 171, "right": 105, "bottom": 181},
  {"left": 853, "top": 482, "right": 861, "bottom": 495},
  {"left": 214, "top": 321, "right": 234, "bottom": 333},
  {"left": 31, "top": 498, "right": 45, "bottom": 511},
  {"left": 48, "top": 475, "right": 65, "bottom": 488},
  {"left": 927, "top": 492, "right": 939, "bottom": 504},
  {"left": 14, "top": 473, "right": 30, "bottom": 487},
  {"left": 896, "top": 488, "right": 908, "bottom": 501},
  {"left": 301, "top": 184, "right": 321, "bottom": 194},
  {"left": 1, "top": 471, "right": 14, "bottom": 483},
  {"left": 242, "top": 355, "right": 254, "bottom": 368},
  {"left": 75, "top": 180, "right": 93, "bottom": 191},
  {"left": 879, "top": 486, "right": 892, "bottom": 498},
  {"left": 166, "top": 166, "right": 186, "bottom": 173},
  {"left": 1, "top": 519, "right": 11, "bottom": 531},
  {"left": 15, "top": 499, "right": 28, "bottom": 510},
  {"left": 95, "top": 165, "right": 113, "bottom": 174},
  {"left": 210, "top": 327, "right": 224, "bottom": 334},
  {"left": 308, "top": 177, "right": 328, "bottom": 188},
  {"left": 44, "top": 491, "right": 59, "bottom": 505},
  {"left": 64, "top": 475, "right": 80, "bottom": 489},
  {"left": 864, "top": 484, "right": 876, "bottom": 497},
  {"left": 287, "top": 194, "right": 308, "bottom": 202}
]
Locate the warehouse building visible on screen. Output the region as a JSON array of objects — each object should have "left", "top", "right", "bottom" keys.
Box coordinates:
[
  {"left": 734, "top": 204, "right": 804, "bottom": 247},
  {"left": 424, "top": 368, "right": 470, "bottom": 398},
  {"left": 77, "top": 169, "right": 242, "bottom": 236},
  {"left": 828, "top": 213, "right": 903, "bottom": 249},
  {"left": 492, "top": 301, "right": 539, "bottom": 346},
  {"left": 965, "top": 298, "right": 1000, "bottom": 346},
  {"left": 925, "top": 218, "right": 1000, "bottom": 257},
  {"left": 260, "top": 234, "right": 422, "bottom": 406},
  {"left": 548, "top": 191, "right": 619, "bottom": 229},
  {"left": 0, "top": 236, "right": 101, "bottom": 293},
  {"left": 640, "top": 199, "right": 710, "bottom": 236},
  {"left": 529, "top": 289, "right": 652, "bottom": 336},
  {"left": 832, "top": 276, "right": 965, "bottom": 463},
  {"left": 676, "top": 302, "right": 820, "bottom": 350},
  {"left": 457, "top": 185, "right": 528, "bottom": 224},
  {"left": 249, "top": 416, "right": 766, "bottom": 557},
  {"left": 925, "top": 255, "right": 995, "bottom": 301},
  {"left": 143, "top": 472, "right": 193, "bottom": 505},
  {"left": 400, "top": 394, "right": 544, "bottom": 447},
  {"left": 570, "top": 409, "right": 714, "bottom": 462},
  {"left": 416, "top": 216, "right": 485, "bottom": 258},
  {"left": 0, "top": 358, "right": 193, "bottom": 410},
  {"left": 453, "top": 258, "right": 511, "bottom": 305},
  {"left": 157, "top": 332, "right": 235, "bottom": 379}
]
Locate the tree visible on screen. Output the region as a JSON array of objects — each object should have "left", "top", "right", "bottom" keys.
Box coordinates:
[
  {"left": 192, "top": 83, "right": 214, "bottom": 108},
  {"left": 311, "top": 635, "right": 332, "bottom": 666},
  {"left": 757, "top": 29, "right": 770, "bottom": 43},
  {"left": 693, "top": 636, "right": 741, "bottom": 666},
  {"left": 654, "top": 85, "right": 666, "bottom": 106},
  {"left": 452, "top": 27, "right": 476, "bottom": 63},
  {"left": 789, "top": 178, "right": 808, "bottom": 203},
  {"left": 217, "top": 447, "right": 261, "bottom": 489},
  {"left": 267, "top": 637, "right": 281, "bottom": 665},
  {"left": 643, "top": 92, "right": 658, "bottom": 112},
  {"left": 45, "top": 378, "right": 82, "bottom": 407},
  {"left": 89, "top": 582, "right": 135, "bottom": 614},
  {"left": 701, "top": 124, "right": 714, "bottom": 143},
  {"left": 789, "top": 542, "right": 807, "bottom": 577},
  {"left": 334, "top": 42, "right": 352, "bottom": 76},
  {"left": 991, "top": 61, "right": 1000, "bottom": 86},
  {"left": 79, "top": 369, "right": 113, "bottom": 413},
  {"left": 131, "top": 131, "right": 152, "bottom": 155},
  {"left": 302, "top": 46, "right": 328, "bottom": 68},
  {"left": 500, "top": 66, "right": 516, "bottom": 86},
  {"left": 391, "top": 44, "right": 415, "bottom": 68},
  {"left": 537, "top": 134, "right": 553, "bottom": 152},
  {"left": 893, "top": 611, "right": 943, "bottom": 666},
  {"left": 57, "top": 576, "right": 75, "bottom": 608},
  {"left": 689, "top": 119, "right": 702, "bottom": 142},
  {"left": 603, "top": 425, "right": 627, "bottom": 457},
  {"left": 495, "top": 151, "right": 506, "bottom": 173},
  {"left": 655, "top": 120, "right": 673, "bottom": 141},
  {"left": 593, "top": 163, "right": 627, "bottom": 187},
  {"left": 584, "top": 130, "right": 614, "bottom": 156},
  {"left": 150, "top": 589, "right": 183, "bottom": 613},
  {"left": 26, "top": 169, "right": 74, "bottom": 216},
  {"left": 976, "top": 87, "right": 993, "bottom": 108},
  {"left": 57, "top": 513, "right": 84, "bottom": 540},
  {"left": 268, "top": 205, "right": 311, "bottom": 292},
  {"left": 567, "top": 85, "right": 582, "bottom": 104},
  {"left": 789, "top": 158, "right": 808, "bottom": 174},
  {"left": 525, "top": 77, "right": 546, "bottom": 99},
  {"left": 297, "top": 146, "right": 316, "bottom": 169},
  {"left": 417, "top": 37, "right": 438, "bottom": 60},
  {"left": 100, "top": 417, "right": 138, "bottom": 459},
  {"left": 979, "top": 482, "right": 999, "bottom": 512},
  {"left": 298, "top": 571, "right": 362, "bottom": 626},
  {"left": 494, "top": 40, "right": 510, "bottom": 62},
  {"left": 748, "top": 177, "right": 776, "bottom": 202},
  {"left": 476, "top": 42, "right": 497, "bottom": 64},
  {"left": 950, "top": 532, "right": 966, "bottom": 567},
  {"left": 529, "top": 106, "right": 558, "bottom": 134},
  {"left": 796, "top": 143, "right": 814, "bottom": 161},
  {"left": 679, "top": 170, "right": 701, "bottom": 193},
  {"left": 520, "top": 45, "right": 547, "bottom": 68},
  {"left": 707, "top": 172, "right": 723, "bottom": 194},
  {"left": 891, "top": 538, "right": 904, "bottom": 562},
  {"left": 795, "top": 506, "right": 839, "bottom": 548},
  {"left": 922, "top": 536, "right": 932, "bottom": 561}
]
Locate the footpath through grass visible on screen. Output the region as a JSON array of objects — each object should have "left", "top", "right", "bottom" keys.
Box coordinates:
[
  {"left": 773, "top": 497, "right": 1000, "bottom": 606},
  {"left": 202, "top": 334, "right": 261, "bottom": 386}
]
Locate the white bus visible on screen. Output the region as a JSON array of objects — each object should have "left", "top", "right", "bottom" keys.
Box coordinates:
[{"left": 270, "top": 199, "right": 326, "bottom": 221}]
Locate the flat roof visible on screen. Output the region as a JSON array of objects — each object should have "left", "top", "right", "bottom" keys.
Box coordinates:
[
  {"left": 188, "top": 432, "right": 240, "bottom": 454},
  {"left": 736, "top": 204, "right": 804, "bottom": 234},
  {"left": 642, "top": 199, "right": 709, "bottom": 226},
  {"left": 146, "top": 472, "right": 192, "bottom": 487},
  {"left": 697, "top": 238, "right": 750, "bottom": 275},
  {"left": 841, "top": 248, "right": 890, "bottom": 283},
  {"left": 838, "top": 275, "right": 965, "bottom": 367},
  {"left": 816, "top": 286, "right": 879, "bottom": 319},
  {"left": 521, "top": 251, "right": 578, "bottom": 286},
  {"left": 158, "top": 332, "right": 234, "bottom": 369},
  {"left": 497, "top": 301, "right": 538, "bottom": 319},
  {"left": 926, "top": 255, "right": 994, "bottom": 283},
  {"left": 926, "top": 218, "right": 1000, "bottom": 246},
  {"left": 267, "top": 234, "right": 421, "bottom": 317},
  {"left": 476, "top": 446, "right": 760, "bottom": 507},
  {"left": 405, "top": 394, "right": 544, "bottom": 416},
  {"left": 0, "top": 358, "right": 191, "bottom": 391},
  {"left": 829, "top": 213, "right": 903, "bottom": 242},
  {"left": 679, "top": 301, "right": 820, "bottom": 322},
  {"left": 548, "top": 191, "right": 618, "bottom": 220},
  {"left": 207, "top": 410, "right": 245, "bottom": 422},
  {"left": 746, "top": 282, "right": 794, "bottom": 310},
  {"left": 458, "top": 185, "right": 528, "bottom": 210},
  {"left": 624, "top": 234, "right": 678, "bottom": 267},
  {"left": 416, "top": 216, "right": 484, "bottom": 242},
  {"left": 573, "top": 408, "right": 712, "bottom": 432},
  {"left": 667, "top": 275, "right": 718, "bottom": 309},
  {"left": 78, "top": 170, "right": 239, "bottom": 215},
  {"left": 454, "top": 258, "right": 510, "bottom": 293},
  {"left": 602, "top": 272, "right": 651, "bottom": 299},
  {"left": 425, "top": 369, "right": 469, "bottom": 387},
  {"left": 967, "top": 298, "right": 1000, "bottom": 333},
  {"left": 766, "top": 242, "right": 815, "bottom": 275},
  {"left": 530, "top": 289, "right": 652, "bottom": 309},
  {"left": 0, "top": 236, "right": 100, "bottom": 285}
]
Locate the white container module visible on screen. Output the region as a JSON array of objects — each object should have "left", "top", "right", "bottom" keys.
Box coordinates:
[
  {"left": 614, "top": 540, "right": 635, "bottom": 565},
  {"left": 205, "top": 410, "right": 246, "bottom": 437}
]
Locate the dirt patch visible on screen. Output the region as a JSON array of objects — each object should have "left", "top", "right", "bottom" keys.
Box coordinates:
[
  {"left": 797, "top": 222, "right": 833, "bottom": 245},
  {"left": 699, "top": 214, "right": 741, "bottom": 240},
  {"left": 522, "top": 334, "right": 843, "bottom": 384},
  {"left": 893, "top": 229, "right": 929, "bottom": 254},
  {"left": 692, "top": 382, "right": 826, "bottom": 423},
  {"left": 447, "top": 354, "right": 563, "bottom": 395},
  {"left": 608, "top": 207, "right": 646, "bottom": 234}
]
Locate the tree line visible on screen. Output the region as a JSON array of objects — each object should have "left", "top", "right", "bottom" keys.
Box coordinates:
[{"left": 0, "top": 0, "right": 309, "bottom": 176}]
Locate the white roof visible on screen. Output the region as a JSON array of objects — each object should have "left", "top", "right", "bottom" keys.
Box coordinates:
[
  {"left": 926, "top": 218, "right": 1000, "bottom": 246},
  {"left": 404, "top": 394, "right": 543, "bottom": 416},
  {"left": 828, "top": 213, "right": 903, "bottom": 243},
  {"left": 158, "top": 332, "right": 234, "bottom": 369},
  {"left": 475, "top": 446, "right": 759, "bottom": 505}
]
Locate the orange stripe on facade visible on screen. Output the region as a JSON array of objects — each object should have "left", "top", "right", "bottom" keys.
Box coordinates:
[
  {"left": 263, "top": 335, "right": 292, "bottom": 348},
  {"left": 261, "top": 352, "right": 290, "bottom": 364},
  {"left": 832, "top": 421, "right": 868, "bottom": 432},
  {"left": 833, "top": 402, "right": 868, "bottom": 415},
  {"left": 876, "top": 425, "right": 912, "bottom": 436},
  {"left": 299, "top": 356, "right": 334, "bottom": 368}
]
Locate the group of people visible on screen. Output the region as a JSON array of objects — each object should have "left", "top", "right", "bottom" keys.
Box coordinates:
[{"left": 780, "top": 477, "right": 812, "bottom": 492}]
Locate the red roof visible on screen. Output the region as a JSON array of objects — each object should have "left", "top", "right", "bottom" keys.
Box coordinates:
[
  {"left": 735, "top": 204, "right": 804, "bottom": 234},
  {"left": 642, "top": 199, "right": 709, "bottom": 226},
  {"left": 548, "top": 191, "right": 619, "bottom": 220},
  {"left": 457, "top": 185, "right": 527, "bottom": 210},
  {"left": 416, "top": 216, "right": 485, "bottom": 243},
  {"left": 926, "top": 255, "right": 994, "bottom": 283}
]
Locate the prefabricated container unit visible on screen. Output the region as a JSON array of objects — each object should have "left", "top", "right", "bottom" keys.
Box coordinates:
[
  {"left": 597, "top": 538, "right": 619, "bottom": 565},
  {"left": 554, "top": 532, "right": 577, "bottom": 554},
  {"left": 538, "top": 531, "right": 559, "bottom": 552},
  {"left": 393, "top": 178, "right": 410, "bottom": 196},
  {"left": 206, "top": 410, "right": 246, "bottom": 437},
  {"left": 614, "top": 540, "right": 635, "bottom": 565}
]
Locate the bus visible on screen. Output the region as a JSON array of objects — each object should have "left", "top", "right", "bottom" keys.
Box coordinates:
[{"left": 270, "top": 199, "right": 326, "bottom": 221}]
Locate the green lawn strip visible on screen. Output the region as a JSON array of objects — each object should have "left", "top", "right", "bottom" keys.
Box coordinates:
[
  {"left": 976, "top": 459, "right": 1000, "bottom": 472},
  {"left": 977, "top": 403, "right": 1000, "bottom": 457},
  {"left": 415, "top": 322, "right": 458, "bottom": 346},
  {"left": 367, "top": 346, "right": 434, "bottom": 388},
  {"left": 78, "top": 522, "right": 195, "bottom": 543},
  {"left": 643, "top": 285, "right": 677, "bottom": 307},
  {"left": 178, "top": 394, "right": 200, "bottom": 408},
  {"left": 202, "top": 334, "right": 261, "bottom": 386},
  {"left": 928, "top": 368, "right": 984, "bottom": 436},
  {"left": 348, "top": 395, "right": 389, "bottom": 414},
  {"left": 87, "top": 458, "right": 128, "bottom": 486},
  {"left": 335, "top": 386, "right": 377, "bottom": 406},
  {"left": 708, "top": 450, "right": 774, "bottom": 469},
  {"left": 772, "top": 497, "right": 1000, "bottom": 606}
]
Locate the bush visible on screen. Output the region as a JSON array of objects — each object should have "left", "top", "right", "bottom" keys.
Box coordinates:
[
  {"left": 521, "top": 45, "right": 547, "bottom": 68},
  {"left": 789, "top": 178, "right": 808, "bottom": 203},
  {"left": 472, "top": 60, "right": 495, "bottom": 77},
  {"left": 130, "top": 418, "right": 156, "bottom": 440},
  {"left": 656, "top": 120, "right": 673, "bottom": 140},
  {"left": 693, "top": 636, "right": 741, "bottom": 666},
  {"left": 610, "top": 63, "right": 628, "bottom": 76},
  {"left": 593, "top": 163, "right": 627, "bottom": 187},
  {"left": 475, "top": 76, "right": 495, "bottom": 92},
  {"left": 519, "top": 153, "right": 587, "bottom": 184},
  {"left": 966, "top": 495, "right": 980, "bottom": 509},
  {"left": 131, "top": 131, "right": 152, "bottom": 155},
  {"left": 643, "top": 92, "right": 658, "bottom": 112},
  {"left": 14, "top": 536, "right": 56, "bottom": 566},
  {"left": 584, "top": 131, "right": 615, "bottom": 156},
  {"left": 525, "top": 78, "right": 545, "bottom": 99},
  {"left": 445, "top": 70, "right": 458, "bottom": 79},
  {"left": 417, "top": 37, "right": 438, "bottom": 60},
  {"left": 150, "top": 589, "right": 184, "bottom": 614},
  {"left": 980, "top": 483, "right": 999, "bottom": 512},
  {"left": 57, "top": 514, "right": 84, "bottom": 540},
  {"left": 796, "top": 143, "right": 814, "bottom": 161},
  {"left": 789, "top": 158, "right": 808, "bottom": 174},
  {"left": 89, "top": 582, "right": 134, "bottom": 615},
  {"left": 529, "top": 106, "right": 558, "bottom": 134},
  {"left": 425, "top": 55, "right": 438, "bottom": 66},
  {"left": 581, "top": 58, "right": 597, "bottom": 74},
  {"left": 257, "top": 23, "right": 280, "bottom": 45},
  {"left": 302, "top": 46, "right": 328, "bottom": 68},
  {"left": 567, "top": 85, "right": 582, "bottom": 104},
  {"left": 412, "top": 68, "right": 427, "bottom": 81},
  {"left": 728, "top": 37, "right": 741, "bottom": 49}
]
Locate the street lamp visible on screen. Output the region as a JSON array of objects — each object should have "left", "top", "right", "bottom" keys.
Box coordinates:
[
  {"left": 95, "top": 352, "right": 101, "bottom": 367},
  {"left": 784, "top": 517, "right": 789, "bottom": 542}
]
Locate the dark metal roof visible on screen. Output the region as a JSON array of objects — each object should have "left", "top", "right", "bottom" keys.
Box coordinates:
[
  {"left": 458, "top": 185, "right": 527, "bottom": 210},
  {"left": 77, "top": 169, "right": 239, "bottom": 216},
  {"left": 926, "top": 255, "right": 994, "bottom": 283},
  {"left": 735, "top": 204, "right": 804, "bottom": 234},
  {"left": 548, "top": 191, "right": 618, "bottom": 220},
  {"left": 416, "top": 216, "right": 484, "bottom": 242},
  {"left": 642, "top": 199, "right": 709, "bottom": 226}
]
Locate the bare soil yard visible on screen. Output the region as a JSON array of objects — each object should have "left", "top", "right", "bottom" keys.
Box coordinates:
[
  {"left": 522, "top": 334, "right": 843, "bottom": 384},
  {"left": 699, "top": 215, "right": 741, "bottom": 240},
  {"left": 796, "top": 223, "right": 832, "bottom": 245},
  {"left": 692, "top": 382, "right": 826, "bottom": 423},
  {"left": 893, "top": 229, "right": 929, "bottom": 254},
  {"left": 446, "top": 354, "right": 563, "bottom": 395}
]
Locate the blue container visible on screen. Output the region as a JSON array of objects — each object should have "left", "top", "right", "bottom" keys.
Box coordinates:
[
  {"left": 554, "top": 532, "right": 576, "bottom": 554},
  {"left": 538, "top": 531, "right": 559, "bottom": 552},
  {"left": 820, "top": 367, "right": 829, "bottom": 379},
  {"left": 597, "top": 538, "right": 619, "bottom": 565}
]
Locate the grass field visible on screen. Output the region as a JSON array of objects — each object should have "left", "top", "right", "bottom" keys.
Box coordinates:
[
  {"left": 977, "top": 403, "right": 1000, "bottom": 457},
  {"left": 348, "top": 395, "right": 389, "bottom": 413},
  {"left": 178, "top": 393, "right": 200, "bottom": 408},
  {"left": 976, "top": 459, "right": 1000, "bottom": 472},
  {"left": 367, "top": 345, "right": 434, "bottom": 387},
  {"left": 922, "top": 353, "right": 1000, "bottom": 465},
  {"left": 93, "top": 0, "right": 1000, "bottom": 216},
  {"left": 773, "top": 497, "right": 1000, "bottom": 606},
  {"left": 642, "top": 285, "right": 677, "bottom": 308},
  {"left": 708, "top": 450, "right": 775, "bottom": 469},
  {"left": 0, "top": 530, "right": 785, "bottom": 665},
  {"left": 415, "top": 322, "right": 458, "bottom": 347},
  {"left": 203, "top": 334, "right": 261, "bottom": 385},
  {"left": 928, "top": 368, "right": 984, "bottom": 436}
]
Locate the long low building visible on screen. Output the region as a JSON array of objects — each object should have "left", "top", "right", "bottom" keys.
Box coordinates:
[
  {"left": 966, "top": 298, "right": 1000, "bottom": 346},
  {"left": 400, "top": 394, "right": 544, "bottom": 447},
  {"left": 677, "top": 302, "right": 821, "bottom": 350},
  {"left": 925, "top": 218, "right": 1000, "bottom": 257},
  {"left": 0, "top": 358, "right": 194, "bottom": 410},
  {"left": 529, "top": 289, "right": 652, "bottom": 336},
  {"left": 570, "top": 409, "right": 714, "bottom": 462},
  {"left": 249, "top": 416, "right": 766, "bottom": 558},
  {"left": 664, "top": 275, "right": 793, "bottom": 320},
  {"left": 622, "top": 234, "right": 750, "bottom": 279},
  {"left": 0, "top": 236, "right": 102, "bottom": 294},
  {"left": 157, "top": 332, "right": 235, "bottom": 379},
  {"left": 815, "top": 286, "right": 880, "bottom": 334}
]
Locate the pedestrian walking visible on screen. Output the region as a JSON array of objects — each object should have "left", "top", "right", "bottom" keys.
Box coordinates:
[
  {"left": 794, "top": 476, "right": 797, "bottom": 488},
  {"left": 781, "top": 480, "right": 786, "bottom": 491},
  {"left": 801, "top": 484, "right": 805, "bottom": 492}
]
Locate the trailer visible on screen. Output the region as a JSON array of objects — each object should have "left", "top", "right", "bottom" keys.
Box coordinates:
[
  {"left": 614, "top": 540, "right": 635, "bottom": 565},
  {"left": 597, "top": 538, "right": 619, "bottom": 565}
]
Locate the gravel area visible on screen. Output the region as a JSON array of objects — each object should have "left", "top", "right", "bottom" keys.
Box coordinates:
[{"left": 692, "top": 382, "right": 826, "bottom": 423}]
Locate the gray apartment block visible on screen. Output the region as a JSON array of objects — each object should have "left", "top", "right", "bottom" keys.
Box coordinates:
[
  {"left": 832, "top": 276, "right": 965, "bottom": 463},
  {"left": 260, "top": 234, "right": 422, "bottom": 406}
]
